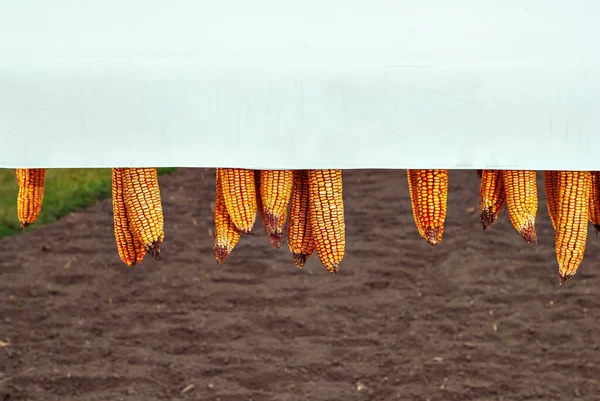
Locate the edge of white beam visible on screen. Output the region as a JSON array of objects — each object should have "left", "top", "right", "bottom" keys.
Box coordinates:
[{"left": 1, "top": 0, "right": 599, "bottom": 170}]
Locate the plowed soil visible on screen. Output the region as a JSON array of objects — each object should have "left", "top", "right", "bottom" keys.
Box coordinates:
[{"left": 1, "top": 169, "right": 600, "bottom": 401}]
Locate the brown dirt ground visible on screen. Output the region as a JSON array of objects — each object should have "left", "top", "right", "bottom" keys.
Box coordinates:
[{"left": 1, "top": 169, "right": 600, "bottom": 401}]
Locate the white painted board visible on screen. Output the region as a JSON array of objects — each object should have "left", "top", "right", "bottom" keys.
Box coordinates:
[{"left": 1, "top": 0, "right": 599, "bottom": 169}]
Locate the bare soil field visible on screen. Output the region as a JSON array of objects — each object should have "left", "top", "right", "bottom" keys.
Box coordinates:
[{"left": 1, "top": 169, "right": 600, "bottom": 401}]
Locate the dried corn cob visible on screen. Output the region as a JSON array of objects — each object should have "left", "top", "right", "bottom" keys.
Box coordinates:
[
  {"left": 479, "top": 170, "right": 505, "bottom": 230},
  {"left": 308, "top": 169, "right": 345, "bottom": 273},
  {"left": 112, "top": 168, "right": 146, "bottom": 267},
  {"left": 122, "top": 168, "right": 164, "bottom": 260},
  {"left": 589, "top": 172, "right": 600, "bottom": 232},
  {"left": 555, "top": 171, "right": 591, "bottom": 284},
  {"left": 288, "top": 170, "right": 316, "bottom": 268},
  {"left": 214, "top": 170, "right": 241, "bottom": 263},
  {"left": 16, "top": 168, "right": 46, "bottom": 229},
  {"left": 503, "top": 170, "right": 538, "bottom": 243},
  {"left": 259, "top": 170, "right": 293, "bottom": 248},
  {"left": 544, "top": 171, "right": 560, "bottom": 231},
  {"left": 407, "top": 169, "right": 448, "bottom": 246},
  {"left": 218, "top": 168, "right": 257, "bottom": 234}
]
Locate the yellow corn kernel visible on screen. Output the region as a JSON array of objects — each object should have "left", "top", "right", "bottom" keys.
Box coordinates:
[
  {"left": 259, "top": 169, "right": 293, "bottom": 248},
  {"left": 217, "top": 168, "right": 257, "bottom": 234},
  {"left": 287, "top": 170, "right": 316, "bottom": 268},
  {"left": 479, "top": 170, "right": 506, "bottom": 230},
  {"left": 16, "top": 168, "right": 46, "bottom": 229},
  {"left": 112, "top": 168, "right": 146, "bottom": 267},
  {"left": 555, "top": 171, "right": 591, "bottom": 284},
  {"left": 589, "top": 171, "right": 600, "bottom": 232},
  {"left": 503, "top": 170, "right": 538, "bottom": 243},
  {"left": 308, "top": 169, "right": 345, "bottom": 273},
  {"left": 544, "top": 171, "right": 560, "bottom": 231},
  {"left": 214, "top": 170, "right": 241, "bottom": 263},
  {"left": 122, "top": 168, "right": 165, "bottom": 260},
  {"left": 406, "top": 169, "right": 448, "bottom": 246}
]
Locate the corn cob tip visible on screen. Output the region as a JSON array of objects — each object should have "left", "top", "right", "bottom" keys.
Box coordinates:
[
  {"left": 325, "top": 263, "right": 340, "bottom": 274},
  {"left": 520, "top": 221, "right": 537, "bottom": 244},
  {"left": 146, "top": 241, "right": 161, "bottom": 261},
  {"left": 480, "top": 209, "right": 498, "bottom": 230},
  {"left": 292, "top": 253, "right": 307, "bottom": 269},
  {"left": 268, "top": 231, "right": 283, "bottom": 249},
  {"left": 242, "top": 226, "right": 254, "bottom": 235},
  {"left": 424, "top": 227, "right": 443, "bottom": 247},
  {"left": 559, "top": 272, "right": 574, "bottom": 286},
  {"left": 214, "top": 245, "right": 231, "bottom": 264},
  {"left": 20, "top": 221, "right": 30, "bottom": 229}
]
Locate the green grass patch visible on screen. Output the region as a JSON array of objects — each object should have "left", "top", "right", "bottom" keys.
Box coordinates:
[{"left": 0, "top": 168, "right": 177, "bottom": 239}]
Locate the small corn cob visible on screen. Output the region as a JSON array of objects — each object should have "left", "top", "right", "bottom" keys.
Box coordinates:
[
  {"left": 259, "top": 170, "right": 293, "bottom": 248},
  {"left": 406, "top": 169, "right": 449, "bottom": 246},
  {"left": 503, "top": 170, "right": 538, "bottom": 243},
  {"left": 122, "top": 168, "right": 164, "bottom": 260},
  {"left": 214, "top": 170, "right": 241, "bottom": 263},
  {"left": 112, "top": 168, "right": 146, "bottom": 267},
  {"left": 479, "top": 170, "right": 505, "bottom": 230},
  {"left": 555, "top": 171, "right": 592, "bottom": 284},
  {"left": 288, "top": 170, "right": 316, "bottom": 268},
  {"left": 218, "top": 168, "right": 257, "bottom": 234},
  {"left": 16, "top": 168, "right": 46, "bottom": 229},
  {"left": 544, "top": 171, "right": 560, "bottom": 231},
  {"left": 308, "top": 169, "right": 345, "bottom": 273},
  {"left": 589, "top": 171, "right": 600, "bottom": 232}
]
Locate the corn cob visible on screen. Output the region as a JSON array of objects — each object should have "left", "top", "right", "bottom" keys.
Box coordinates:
[
  {"left": 308, "top": 169, "right": 345, "bottom": 273},
  {"left": 288, "top": 170, "right": 316, "bottom": 268},
  {"left": 407, "top": 169, "right": 448, "bottom": 246},
  {"left": 503, "top": 170, "right": 538, "bottom": 243},
  {"left": 544, "top": 171, "right": 560, "bottom": 231},
  {"left": 479, "top": 170, "right": 505, "bottom": 230},
  {"left": 16, "top": 168, "right": 46, "bottom": 229},
  {"left": 217, "top": 168, "right": 257, "bottom": 234},
  {"left": 122, "top": 168, "right": 164, "bottom": 260},
  {"left": 555, "top": 171, "right": 591, "bottom": 284},
  {"left": 112, "top": 168, "right": 146, "bottom": 267},
  {"left": 589, "top": 172, "right": 600, "bottom": 232},
  {"left": 214, "top": 170, "right": 241, "bottom": 263},
  {"left": 259, "top": 170, "right": 293, "bottom": 248}
]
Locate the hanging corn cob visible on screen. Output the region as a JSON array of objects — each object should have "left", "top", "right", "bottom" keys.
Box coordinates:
[
  {"left": 112, "top": 168, "right": 146, "bottom": 267},
  {"left": 217, "top": 168, "right": 257, "bottom": 234},
  {"left": 308, "top": 169, "right": 345, "bottom": 273},
  {"left": 503, "top": 170, "right": 538, "bottom": 243},
  {"left": 589, "top": 171, "right": 600, "bottom": 232},
  {"left": 16, "top": 168, "right": 46, "bottom": 229},
  {"left": 258, "top": 169, "right": 293, "bottom": 248},
  {"left": 288, "top": 170, "right": 316, "bottom": 268},
  {"left": 479, "top": 170, "right": 505, "bottom": 230},
  {"left": 544, "top": 171, "right": 560, "bottom": 231},
  {"left": 214, "top": 169, "right": 241, "bottom": 263},
  {"left": 407, "top": 169, "right": 449, "bottom": 246},
  {"left": 554, "top": 171, "right": 592, "bottom": 284},
  {"left": 121, "top": 168, "right": 164, "bottom": 260}
]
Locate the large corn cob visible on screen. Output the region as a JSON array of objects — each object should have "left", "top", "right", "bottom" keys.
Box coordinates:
[
  {"left": 503, "top": 170, "right": 538, "bottom": 243},
  {"left": 112, "top": 168, "right": 146, "bottom": 267},
  {"left": 288, "top": 170, "right": 316, "bottom": 268},
  {"left": 555, "top": 171, "right": 592, "bottom": 284},
  {"left": 217, "top": 168, "right": 257, "bottom": 234},
  {"left": 259, "top": 170, "right": 293, "bottom": 248},
  {"left": 544, "top": 171, "right": 560, "bottom": 231},
  {"left": 308, "top": 169, "right": 345, "bottom": 273},
  {"left": 589, "top": 171, "right": 600, "bottom": 232},
  {"left": 214, "top": 170, "right": 241, "bottom": 263},
  {"left": 16, "top": 168, "right": 46, "bottom": 229},
  {"left": 479, "top": 170, "right": 505, "bottom": 230},
  {"left": 407, "top": 169, "right": 449, "bottom": 246},
  {"left": 122, "top": 168, "right": 164, "bottom": 260}
]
